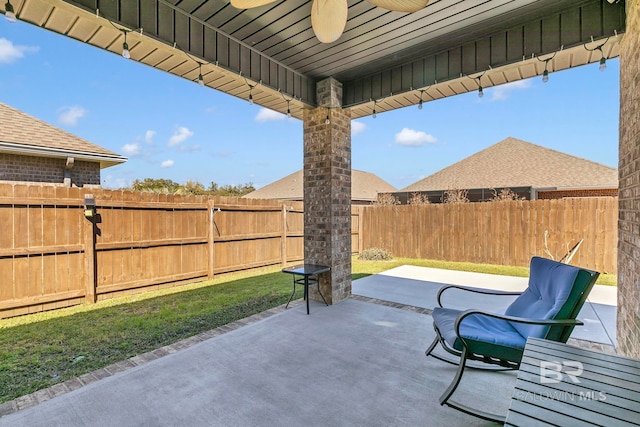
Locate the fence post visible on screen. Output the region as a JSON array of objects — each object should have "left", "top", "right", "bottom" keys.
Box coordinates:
[
  {"left": 282, "top": 204, "right": 288, "bottom": 266},
  {"left": 208, "top": 200, "right": 215, "bottom": 279},
  {"left": 82, "top": 201, "right": 97, "bottom": 304},
  {"left": 358, "top": 206, "right": 364, "bottom": 254}
]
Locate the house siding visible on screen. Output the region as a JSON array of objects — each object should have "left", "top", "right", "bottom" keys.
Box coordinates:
[{"left": 0, "top": 153, "right": 100, "bottom": 187}]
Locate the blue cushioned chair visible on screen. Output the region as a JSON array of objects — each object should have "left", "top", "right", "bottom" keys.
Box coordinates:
[{"left": 425, "top": 256, "right": 599, "bottom": 423}]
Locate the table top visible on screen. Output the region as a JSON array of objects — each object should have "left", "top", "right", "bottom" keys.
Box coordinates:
[
  {"left": 506, "top": 337, "right": 640, "bottom": 426},
  {"left": 282, "top": 264, "right": 331, "bottom": 276}
]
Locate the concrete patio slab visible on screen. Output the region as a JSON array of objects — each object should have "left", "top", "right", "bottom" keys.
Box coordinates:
[
  {"left": 352, "top": 265, "right": 617, "bottom": 347},
  {"left": 0, "top": 299, "right": 514, "bottom": 427}
]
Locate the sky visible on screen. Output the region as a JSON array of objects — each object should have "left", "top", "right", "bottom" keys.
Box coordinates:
[{"left": 0, "top": 17, "right": 620, "bottom": 191}]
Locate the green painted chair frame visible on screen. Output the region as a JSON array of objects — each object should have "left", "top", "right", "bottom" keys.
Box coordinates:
[{"left": 424, "top": 256, "right": 599, "bottom": 423}]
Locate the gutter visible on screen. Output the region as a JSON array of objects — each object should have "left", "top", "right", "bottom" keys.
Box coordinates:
[{"left": 0, "top": 142, "right": 127, "bottom": 168}]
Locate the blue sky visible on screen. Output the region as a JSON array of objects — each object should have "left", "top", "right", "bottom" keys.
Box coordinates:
[{"left": 0, "top": 17, "right": 619, "bottom": 190}]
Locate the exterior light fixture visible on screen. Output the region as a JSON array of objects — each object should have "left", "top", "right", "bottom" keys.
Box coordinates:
[
  {"left": 286, "top": 100, "right": 291, "bottom": 118},
  {"left": 542, "top": 68, "right": 549, "bottom": 83},
  {"left": 325, "top": 108, "right": 331, "bottom": 125},
  {"left": 372, "top": 102, "right": 377, "bottom": 119},
  {"left": 4, "top": 0, "right": 16, "bottom": 22},
  {"left": 418, "top": 99, "right": 423, "bottom": 110},
  {"left": 84, "top": 194, "right": 97, "bottom": 219}
]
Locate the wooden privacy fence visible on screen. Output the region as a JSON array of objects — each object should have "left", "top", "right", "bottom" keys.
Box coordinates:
[
  {"left": 361, "top": 198, "right": 617, "bottom": 274},
  {"left": 0, "top": 184, "right": 361, "bottom": 318},
  {"left": 0, "top": 183, "right": 616, "bottom": 318}
]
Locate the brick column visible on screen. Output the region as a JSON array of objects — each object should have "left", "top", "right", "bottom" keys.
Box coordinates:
[
  {"left": 303, "top": 77, "right": 351, "bottom": 305},
  {"left": 618, "top": 0, "right": 640, "bottom": 358}
]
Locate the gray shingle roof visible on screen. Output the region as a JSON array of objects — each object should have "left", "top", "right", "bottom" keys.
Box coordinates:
[
  {"left": 401, "top": 137, "right": 617, "bottom": 192},
  {"left": 244, "top": 169, "right": 397, "bottom": 202},
  {"left": 0, "top": 102, "right": 126, "bottom": 168}
]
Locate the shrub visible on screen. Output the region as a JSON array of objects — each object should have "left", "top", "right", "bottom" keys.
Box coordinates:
[
  {"left": 358, "top": 247, "right": 393, "bottom": 261},
  {"left": 443, "top": 188, "right": 469, "bottom": 204},
  {"left": 408, "top": 192, "right": 431, "bottom": 205},
  {"left": 491, "top": 188, "right": 521, "bottom": 201},
  {"left": 373, "top": 193, "right": 400, "bottom": 206}
]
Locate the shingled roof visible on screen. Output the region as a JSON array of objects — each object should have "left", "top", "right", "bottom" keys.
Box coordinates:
[
  {"left": 401, "top": 137, "right": 617, "bottom": 192},
  {"left": 244, "top": 170, "right": 397, "bottom": 203},
  {"left": 0, "top": 102, "right": 126, "bottom": 168}
]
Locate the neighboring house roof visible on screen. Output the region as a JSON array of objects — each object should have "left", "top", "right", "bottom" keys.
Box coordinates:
[
  {"left": 0, "top": 102, "right": 126, "bottom": 168},
  {"left": 244, "top": 169, "right": 397, "bottom": 202},
  {"left": 401, "top": 137, "right": 618, "bottom": 192}
]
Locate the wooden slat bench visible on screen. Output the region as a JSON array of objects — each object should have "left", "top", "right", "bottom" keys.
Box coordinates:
[{"left": 505, "top": 337, "right": 640, "bottom": 426}]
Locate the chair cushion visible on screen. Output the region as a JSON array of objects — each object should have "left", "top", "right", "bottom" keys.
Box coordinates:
[
  {"left": 504, "top": 257, "right": 580, "bottom": 339},
  {"left": 432, "top": 307, "right": 526, "bottom": 352}
]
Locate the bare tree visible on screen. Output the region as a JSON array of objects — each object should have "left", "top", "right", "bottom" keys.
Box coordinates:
[
  {"left": 408, "top": 192, "right": 431, "bottom": 205},
  {"left": 443, "top": 188, "right": 469, "bottom": 204},
  {"left": 491, "top": 188, "right": 521, "bottom": 201},
  {"left": 373, "top": 193, "right": 400, "bottom": 206}
]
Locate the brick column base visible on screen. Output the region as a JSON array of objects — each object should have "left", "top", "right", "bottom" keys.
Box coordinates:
[
  {"left": 618, "top": 0, "right": 640, "bottom": 358},
  {"left": 303, "top": 106, "right": 351, "bottom": 305}
]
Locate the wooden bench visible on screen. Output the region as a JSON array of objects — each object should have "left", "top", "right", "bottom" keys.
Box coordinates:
[{"left": 505, "top": 337, "right": 640, "bottom": 426}]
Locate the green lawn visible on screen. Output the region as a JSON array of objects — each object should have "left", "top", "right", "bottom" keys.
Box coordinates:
[{"left": 0, "top": 257, "right": 616, "bottom": 404}]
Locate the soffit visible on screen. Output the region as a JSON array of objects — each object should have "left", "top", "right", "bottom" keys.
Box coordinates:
[{"left": 7, "top": 0, "right": 626, "bottom": 119}]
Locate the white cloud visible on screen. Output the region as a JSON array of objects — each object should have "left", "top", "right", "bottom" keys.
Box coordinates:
[
  {"left": 491, "top": 80, "right": 532, "bottom": 101},
  {"left": 255, "top": 108, "right": 286, "bottom": 123},
  {"left": 167, "top": 126, "right": 194, "bottom": 147},
  {"left": 161, "top": 159, "right": 175, "bottom": 168},
  {"left": 395, "top": 128, "right": 437, "bottom": 147},
  {"left": 57, "top": 106, "right": 86, "bottom": 126},
  {"left": 352, "top": 121, "right": 367, "bottom": 136},
  {"left": 145, "top": 130, "right": 156, "bottom": 144},
  {"left": 121, "top": 142, "right": 141, "bottom": 156},
  {"left": 0, "top": 38, "right": 38, "bottom": 64}
]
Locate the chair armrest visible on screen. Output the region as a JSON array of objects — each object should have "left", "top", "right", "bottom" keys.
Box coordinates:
[
  {"left": 454, "top": 309, "right": 583, "bottom": 347},
  {"left": 436, "top": 285, "right": 522, "bottom": 308}
]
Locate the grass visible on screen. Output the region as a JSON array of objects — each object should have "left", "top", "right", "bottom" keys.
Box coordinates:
[
  {"left": 353, "top": 257, "right": 617, "bottom": 286},
  {"left": 0, "top": 257, "right": 617, "bottom": 404}
]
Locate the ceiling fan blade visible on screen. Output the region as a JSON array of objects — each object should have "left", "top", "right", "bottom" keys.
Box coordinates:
[
  {"left": 311, "top": 0, "right": 348, "bottom": 43},
  {"left": 367, "top": 0, "right": 429, "bottom": 13},
  {"left": 230, "top": 0, "right": 279, "bottom": 9}
]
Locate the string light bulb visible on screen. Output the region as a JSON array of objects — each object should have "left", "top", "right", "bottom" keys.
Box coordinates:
[
  {"left": 372, "top": 100, "right": 377, "bottom": 119},
  {"left": 475, "top": 76, "right": 484, "bottom": 97},
  {"left": 325, "top": 113, "right": 330, "bottom": 125},
  {"left": 286, "top": 100, "right": 291, "bottom": 118},
  {"left": 542, "top": 69, "right": 549, "bottom": 83},
  {"left": 599, "top": 56, "right": 607, "bottom": 71},
  {"left": 418, "top": 99, "right": 423, "bottom": 110},
  {"left": 4, "top": 0, "right": 16, "bottom": 22},
  {"left": 197, "top": 63, "right": 204, "bottom": 86},
  {"left": 121, "top": 32, "right": 130, "bottom": 59}
]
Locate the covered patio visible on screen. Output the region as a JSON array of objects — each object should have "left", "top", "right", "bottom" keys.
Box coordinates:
[
  {"left": 6, "top": 0, "right": 634, "bottom": 357},
  {"left": 2, "top": 1, "right": 638, "bottom": 423},
  {"left": 1, "top": 266, "right": 620, "bottom": 426}
]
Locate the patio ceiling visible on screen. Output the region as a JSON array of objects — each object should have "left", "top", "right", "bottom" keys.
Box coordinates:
[{"left": 8, "top": 0, "right": 626, "bottom": 119}]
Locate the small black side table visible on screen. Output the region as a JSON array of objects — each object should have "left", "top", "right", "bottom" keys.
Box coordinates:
[{"left": 282, "top": 264, "right": 330, "bottom": 315}]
